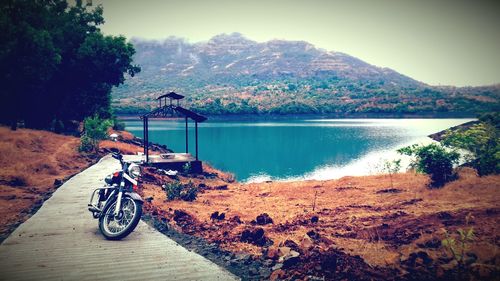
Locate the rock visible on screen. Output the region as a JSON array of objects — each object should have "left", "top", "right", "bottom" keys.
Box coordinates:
[
  {"left": 240, "top": 227, "right": 272, "bottom": 246},
  {"left": 283, "top": 239, "right": 301, "bottom": 252},
  {"left": 53, "top": 179, "right": 63, "bottom": 186},
  {"left": 269, "top": 269, "right": 286, "bottom": 281},
  {"left": 300, "top": 234, "right": 314, "bottom": 250},
  {"left": 215, "top": 184, "right": 228, "bottom": 190},
  {"left": 266, "top": 248, "right": 279, "bottom": 260},
  {"left": 310, "top": 216, "right": 319, "bottom": 223},
  {"left": 210, "top": 211, "right": 225, "bottom": 220},
  {"left": 272, "top": 263, "right": 283, "bottom": 271},
  {"left": 256, "top": 213, "right": 274, "bottom": 225},
  {"left": 437, "top": 211, "right": 453, "bottom": 220},
  {"left": 417, "top": 238, "right": 441, "bottom": 249},
  {"left": 248, "top": 267, "right": 259, "bottom": 276},
  {"left": 230, "top": 215, "right": 242, "bottom": 224},
  {"left": 280, "top": 250, "right": 300, "bottom": 268},
  {"left": 306, "top": 230, "right": 320, "bottom": 240},
  {"left": 278, "top": 246, "right": 301, "bottom": 268},
  {"left": 278, "top": 246, "right": 291, "bottom": 257}
]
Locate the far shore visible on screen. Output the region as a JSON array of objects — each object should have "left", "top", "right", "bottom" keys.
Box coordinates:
[{"left": 116, "top": 112, "right": 478, "bottom": 121}]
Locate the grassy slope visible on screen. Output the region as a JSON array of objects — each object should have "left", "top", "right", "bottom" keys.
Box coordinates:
[
  {"left": 0, "top": 126, "right": 94, "bottom": 241},
  {"left": 0, "top": 127, "right": 145, "bottom": 242}
]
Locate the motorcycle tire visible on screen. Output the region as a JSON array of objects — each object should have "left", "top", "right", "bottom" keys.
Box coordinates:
[{"left": 98, "top": 196, "right": 142, "bottom": 240}]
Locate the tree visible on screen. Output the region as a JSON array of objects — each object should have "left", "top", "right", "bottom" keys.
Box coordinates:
[
  {"left": 442, "top": 121, "right": 499, "bottom": 176},
  {"left": 398, "top": 143, "right": 460, "bottom": 188},
  {"left": 0, "top": 0, "right": 140, "bottom": 130}
]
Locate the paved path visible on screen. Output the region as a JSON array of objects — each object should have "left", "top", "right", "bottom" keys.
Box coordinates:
[{"left": 0, "top": 156, "right": 238, "bottom": 281}]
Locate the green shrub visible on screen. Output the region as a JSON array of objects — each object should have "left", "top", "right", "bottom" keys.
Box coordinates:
[
  {"left": 398, "top": 143, "right": 460, "bottom": 188},
  {"left": 80, "top": 115, "right": 112, "bottom": 153},
  {"left": 180, "top": 181, "right": 198, "bottom": 201},
  {"left": 441, "top": 213, "right": 475, "bottom": 269},
  {"left": 78, "top": 135, "right": 94, "bottom": 152},
  {"left": 382, "top": 159, "right": 401, "bottom": 188},
  {"left": 164, "top": 180, "right": 198, "bottom": 201},
  {"left": 164, "top": 181, "right": 183, "bottom": 201},
  {"left": 442, "top": 122, "right": 499, "bottom": 176},
  {"left": 182, "top": 162, "right": 192, "bottom": 174}
]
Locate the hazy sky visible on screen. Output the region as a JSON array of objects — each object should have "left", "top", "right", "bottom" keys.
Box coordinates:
[{"left": 93, "top": 0, "right": 500, "bottom": 87}]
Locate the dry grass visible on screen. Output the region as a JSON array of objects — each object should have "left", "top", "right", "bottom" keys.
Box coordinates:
[
  {"left": 0, "top": 126, "right": 95, "bottom": 240},
  {"left": 0, "top": 126, "right": 155, "bottom": 241},
  {"left": 142, "top": 167, "right": 500, "bottom": 272}
]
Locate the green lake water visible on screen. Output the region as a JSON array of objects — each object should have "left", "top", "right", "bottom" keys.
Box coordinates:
[{"left": 124, "top": 118, "right": 473, "bottom": 182}]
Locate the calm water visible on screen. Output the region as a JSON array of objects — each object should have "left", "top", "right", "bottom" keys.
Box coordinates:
[{"left": 125, "top": 118, "right": 473, "bottom": 182}]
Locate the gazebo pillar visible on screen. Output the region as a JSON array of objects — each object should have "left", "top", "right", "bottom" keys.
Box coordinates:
[
  {"left": 185, "top": 117, "right": 188, "bottom": 153},
  {"left": 195, "top": 121, "right": 199, "bottom": 161},
  {"left": 143, "top": 116, "right": 149, "bottom": 163}
]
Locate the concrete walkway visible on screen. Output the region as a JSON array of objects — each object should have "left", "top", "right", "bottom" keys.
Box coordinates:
[{"left": 0, "top": 156, "right": 238, "bottom": 281}]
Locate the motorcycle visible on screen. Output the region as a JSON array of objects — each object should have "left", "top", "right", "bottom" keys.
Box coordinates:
[{"left": 88, "top": 152, "right": 143, "bottom": 240}]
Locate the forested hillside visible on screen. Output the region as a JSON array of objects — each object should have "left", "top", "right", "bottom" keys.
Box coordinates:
[{"left": 112, "top": 33, "right": 499, "bottom": 116}]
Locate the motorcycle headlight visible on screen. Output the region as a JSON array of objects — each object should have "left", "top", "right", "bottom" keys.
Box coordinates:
[{"left": 128, "top": 163, "right": 141, "bottom": 179}]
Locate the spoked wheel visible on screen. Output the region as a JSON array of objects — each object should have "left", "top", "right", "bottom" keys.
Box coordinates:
[{"left": 99, "top": 196, "right": 142, "bottom": 240}]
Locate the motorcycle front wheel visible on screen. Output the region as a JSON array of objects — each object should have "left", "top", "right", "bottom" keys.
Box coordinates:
[{"left": 99, "top": 196, "right": 142, "bottom": 240}]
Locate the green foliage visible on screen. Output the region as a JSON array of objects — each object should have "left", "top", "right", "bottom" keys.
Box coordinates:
[
  {"left": 80, "top": 115, "right": 112, "bottom": 152},
  {"left": 398, "top": 143, "right": 460, "bottom": 188},
  {"left": 182, "top": 162, "right": 192, "bottom": 174},
  {"left": 382, "top": 159, "right": 401, "bottom": 188},
  {"left": 164, "top": 181, "right": 183, "bottom": 201},
  {"left": 0, "top": 0, "right": 140, "bottom": 130},
  {"left": 78, "top": 134, "right": 94, "bottom": 153},
  {"left": 164, "top": 180, "right": 198, "bottom": 201},
  {"left": 179, "top": 181, "right": 198, "bottom": 202},
  {"left": 441, "top": 214, "right": 476, "bottom": 268},
  {"left": 112, "top": 118, "right": 126, "bottom": 131},
  {"left": 443, "top": 121, "right": 499, "bottom": 176}
]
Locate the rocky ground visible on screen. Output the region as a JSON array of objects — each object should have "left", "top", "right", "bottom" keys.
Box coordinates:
[{"left": 138, "top": 165, "right": 499, "bottom": 280}]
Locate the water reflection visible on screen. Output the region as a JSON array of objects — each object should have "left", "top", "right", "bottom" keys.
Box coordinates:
[{"left": 125, "top": 118, "right": 473, "bottom": 182}]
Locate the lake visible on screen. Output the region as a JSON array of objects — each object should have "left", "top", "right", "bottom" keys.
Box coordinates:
[{"left": 124, "top": 118, "right": 473, "bottom": 182}]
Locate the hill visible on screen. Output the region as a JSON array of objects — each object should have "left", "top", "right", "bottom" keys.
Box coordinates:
[{"left": 112, "top": 33, "right": 499, "bottom": 116}]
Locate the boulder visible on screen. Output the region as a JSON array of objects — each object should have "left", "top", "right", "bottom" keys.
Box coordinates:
[{"left": 255, "top": 213, "right": 274, "bottom": 225}]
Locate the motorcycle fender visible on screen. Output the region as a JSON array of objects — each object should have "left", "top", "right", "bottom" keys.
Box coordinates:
[{"left": 125, "top": 192, "right": 144, "bottom": 203}]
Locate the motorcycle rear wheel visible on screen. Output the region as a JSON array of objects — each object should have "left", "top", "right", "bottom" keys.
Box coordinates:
[{"left": 99, "top": 196, "right": 142, "bottom": 240}]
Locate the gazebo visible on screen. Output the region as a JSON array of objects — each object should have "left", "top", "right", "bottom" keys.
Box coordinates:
[{"left": 141, "top": 92, "right": 207, "bottom": 173}]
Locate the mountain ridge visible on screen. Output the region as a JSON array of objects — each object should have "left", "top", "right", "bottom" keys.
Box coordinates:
[{"left": 112, "top": 33, "right": 499, "bottom": 116}]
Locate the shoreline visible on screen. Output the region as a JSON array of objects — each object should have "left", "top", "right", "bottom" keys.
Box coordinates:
[{"left": 117, "top": 112, "right": 478, "bottom": 121}]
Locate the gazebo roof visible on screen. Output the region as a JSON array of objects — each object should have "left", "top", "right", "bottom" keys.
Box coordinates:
[
  {"left": 157, "top": 92, "right": 184, "bottom": 100},
  {"left": 175, "top": 106, "right": 207, "bottom": 123}
]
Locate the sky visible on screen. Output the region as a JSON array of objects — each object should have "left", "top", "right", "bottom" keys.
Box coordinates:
[{"left": 93, "top": 0, "right": 500, "bottom": 87}]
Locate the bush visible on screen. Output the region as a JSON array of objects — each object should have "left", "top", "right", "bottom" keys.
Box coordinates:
[
  {"left": 398, "top": 143, "right": 460, "bottom": 188},
  {"left": 164, "top": 180, "right": 198, "bottom": 201},
  {"left": 442, "top": 122, "right": 499, "bottom": 176},
  {"left": 164, "top": 181, "right": 183, "bottom": 201},
  {"left": 78, "top": 135, "right": 94, "bottom": 152},
  {"left": 180, "top": 181, "right": 198, "bottom": 201},
  {"left": 80, "top": 115, "right": 112, "bottom": 153},
  {"left": 112, "top": 118, "right": 126, "bottom": 131},
  {"left": 182, "top": 162, "right": 191, "bottom": 174}
]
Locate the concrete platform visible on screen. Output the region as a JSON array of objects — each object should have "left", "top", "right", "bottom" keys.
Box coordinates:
[
  {"left": 124, "top": 153, "right": 203, "bottom": 173},
  {"left": 0, "top": 155, "right": 238, "bottom": 281}
]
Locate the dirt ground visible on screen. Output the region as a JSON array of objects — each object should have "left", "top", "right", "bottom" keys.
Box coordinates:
[
  {"left": 0, "top": 127, "right": 148, "bottom": 242},
  {"left": 140, "top": 166, "right": 500, "bottom": 280},
  {"left": 0, "top": 126, "right": 96, "bottom": 241}
]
